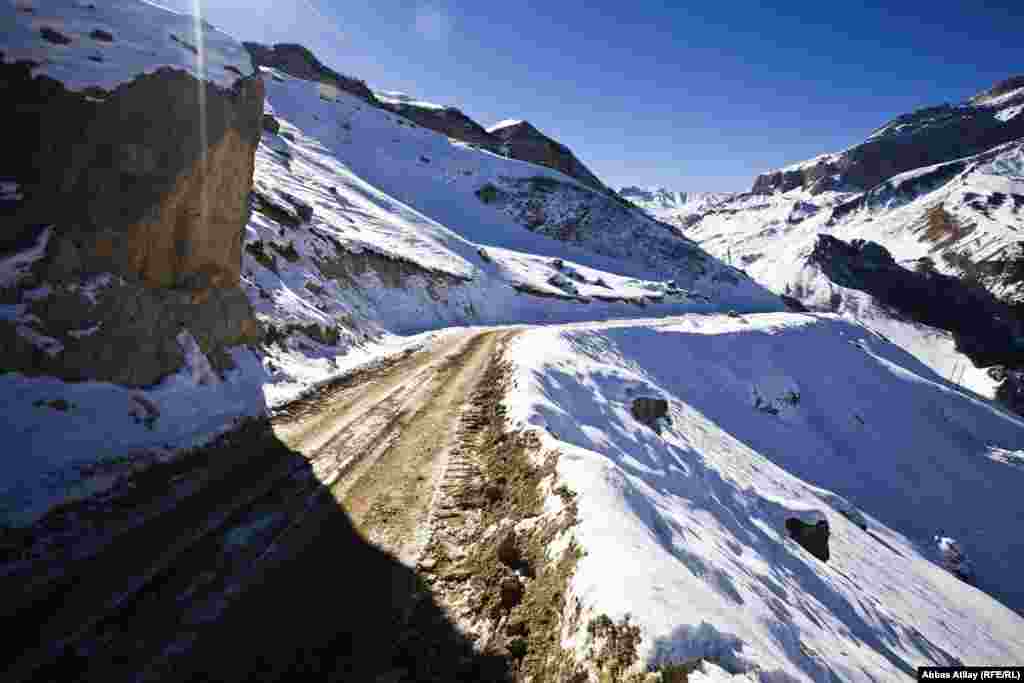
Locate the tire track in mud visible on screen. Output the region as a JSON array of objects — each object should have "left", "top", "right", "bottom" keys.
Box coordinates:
[{"left": 3, "top": 331, "right": 503, "bottom": 683}]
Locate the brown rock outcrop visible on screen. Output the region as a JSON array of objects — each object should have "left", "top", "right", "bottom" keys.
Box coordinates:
[
  {"left": 752, "top": 75, "right": 1024, "bottom": 195},
  {"left": 488, "top": 120, "right": 607, "bottom": 193},
  {"left": 243, "top": 42, "right": 376, "bottom": 104},
  {"left": 2, "top": 58, "right": 265, "bottom": 385}
]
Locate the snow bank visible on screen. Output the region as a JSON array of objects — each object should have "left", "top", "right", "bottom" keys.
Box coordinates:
[
  {"left": 2, "top": 0, "right": 254, "bottom": 92},
  {"left": 504, "top": 313, "right": 1024, "bottom": 680}
]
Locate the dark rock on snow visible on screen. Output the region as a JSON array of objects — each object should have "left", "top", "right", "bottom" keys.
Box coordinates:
[
  {"left": 786, "top": 518, "right": 830, "bottom": 562},
  {"left": 243, "top": 41, "right": 376, "bottom": 103},
  {"left": 631, "top": 397, "right": 669, "bottom": 431}
]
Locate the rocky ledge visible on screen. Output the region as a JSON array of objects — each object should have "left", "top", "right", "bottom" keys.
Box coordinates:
[{"left": 2, "top": 56, "right": 265, "bottom": 385}]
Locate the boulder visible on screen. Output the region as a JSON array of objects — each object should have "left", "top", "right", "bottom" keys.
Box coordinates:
[
  {"left": 1, "top": 47, "right": 264, "bottom": 385},
  {"left": 262, "top": 113, "right": 280, "bottom": 134},
  {"left": 785, "top": 518, "right": 830, "bottom": 562},
  {"left": 631, "top": 397, "right": 669, "bottom": 431},
  {"left": 499, "top": 575, "right": 524, "bottom": 609},
  {"left": 5, "top": 63, "right": 263, "bottom": 288}
]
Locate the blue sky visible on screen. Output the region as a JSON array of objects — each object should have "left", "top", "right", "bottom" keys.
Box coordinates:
[{"left": 182, "top": 0, "right": 1022, "bottom": 192}]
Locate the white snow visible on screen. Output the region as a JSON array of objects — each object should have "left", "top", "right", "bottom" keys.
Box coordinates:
[
  {"left": 2, "top": 0, "right": 254, "bottom": 92},
  {"left": 684, "top": 141, "right": 1024, "bottom": 398},
  {"left": 373, "top": 89, "right": 447, "bottom": 110},
  {"left": 3, "top": 59, "right": 777, "bottom": 527},
  {"left": 995, "top": 103, "right": 1024, "bottom": 122},
  {"left": 176, "top": 329, "right": 219, "bottom": 386},
  {"left": 504, "top": 313, "right": 1024, "bottom": 679},
  {"left": 0, "top": 226, "right": 50, "bottom": 287},
  {"left": 778, "top": 152, "right": 840, "bottom": 173},
  {"left": 486, "top": 118, "right": 525, "bottom": 133},
  {"left": 973, "top": 86, "right": 1024, "bottom": 109}
]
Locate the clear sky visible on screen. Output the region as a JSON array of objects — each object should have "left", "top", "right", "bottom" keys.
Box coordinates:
[{"left": 174, "top": 0, "right": 1022, "bottom": 192}]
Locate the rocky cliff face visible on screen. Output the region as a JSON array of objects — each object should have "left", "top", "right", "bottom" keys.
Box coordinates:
[
  {"left": 242, "top": 42, "right": 375, "bottom": 104},
  {"left": 488, "top": 120, "right": 607, "bottom": 193},
  {"left": 753, "top": 76, "right": 1024, "bottom": 195},
  {"left": 378, "top": 101, "right": 498, "bottom": 147},
  {"left": 2, "top": 10, "right": 265, "bottom": 386},
  {"left": 809, "top": 234, "right": 1024, "bottom": 402}
]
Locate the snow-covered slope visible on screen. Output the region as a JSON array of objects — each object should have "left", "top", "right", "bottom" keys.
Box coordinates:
[
  {"left": 684, "top": 140, "right": 1024, "bottom": 399},
  {"left": 254, "top": 67, "right": 776, "bottom": 309},
  {"left": 752, "top": 75, "right": 1024, "bottom": 195},
  {"left": 3, "top": 0, "right": 255, "bottom": 91},
  {"left": 1, "top": 58, "right": 779, "bottom": 525},
  {"left": 246, "top": 66, "right": 780, "bottom": 395},
  {"left": 619, "top": 186, "right": 734, "bottom": 228},
  {"left": 505, "top": 313, "right": 1024, "bottom": 680}
]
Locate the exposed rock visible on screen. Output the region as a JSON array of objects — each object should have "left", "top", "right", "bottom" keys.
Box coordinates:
[
  {"left": 934, "top": 535, "right": 974, "bottom": 582},
  {"left": 488, "top": 120, "right": 607, "bottom": 193},
  {"left": 493, "top": 176, "right": 716, "bottom": 288},
  {"left": 497, "top": 530, "right": 521, "bottom": 568},
  {"left": 316, "top": 245, "right": 470, "bottom": 291},
  {"left": 379, "top": 100, "right": 496, "bottom": 146},
  {"left": 753, "top": 75, "right": 1024, "bottom": 194},
  {"left": 781, "top": 294, "right": 809, "bottom": 312},
  {"left": 244, "top": 42, "right": 614, "bottom": 194},
  {"left": 5, "top": 62, "right": 263, "bottom": 287},
  {"left": 993, "top": 367, "right": 1024, "bottom": 415},
  {"left": 39, "top": 26, "right": 71, "bottom": 45},
  {"left": 3, "top": 278, "right": 260, "bottom": 386},
  {"left": 262, "top": 113, "right": 280, "bottom": 134},
  {"left": 785, "top": 518, "right": 830, "bottom": 562},
  {"left": 506, "top": 617, "right": 529, "bottom": 636},
  {"left": 89, "top": 28, "right": 113, "bottom": 42},
  {"left": 970, "top": 75, "right": 1024, "bottom": 105},
  {"left": 1, "top": 56, "right": 264, "bottom": 385},
  {"left": 499, "top": 575, "right": 524, "bottom": 609},
  {"left": 242, "top": 42, "right": 376, "bottom": 104},
  {"left": 809, "top": 234, "right": 1024, "bottom": 369},
  {"left": 631, "top": 397, "right": 669, "bottom": 431}
]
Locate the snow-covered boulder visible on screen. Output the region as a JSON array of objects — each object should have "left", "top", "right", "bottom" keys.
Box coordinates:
[{"left": 934, "top": 535, "right": 974, "bottom": 582}]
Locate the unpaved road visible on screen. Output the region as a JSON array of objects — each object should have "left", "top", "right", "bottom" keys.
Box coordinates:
[{"left": 1, "top": 328, "right": 521, "bottom": 682}]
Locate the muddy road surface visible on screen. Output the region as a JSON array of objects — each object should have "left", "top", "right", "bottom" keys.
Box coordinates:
[{"left": 2, "top": 329, "right": 524, "bottom": 682}]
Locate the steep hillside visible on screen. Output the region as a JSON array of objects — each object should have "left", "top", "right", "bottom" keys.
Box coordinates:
[
  {"left": 752, "top": 75, "right": 1024, "bottom": 195},
  {"left": 683, "top": 100, "right": 1024, "bottom": 405},
  {"left": 1, "top": 24, "right": 777, "bottom": 525},
  {"left": 487, "top": 119, "right": 608, "bottom": 192},
  {"left": 243, "top": 41, "right": 608, "bottom": 193},
  {"left": 504, "top": 314, "right": 1024, "bottom": 680},
  {"left": 619, "top": 186, "right": 735, "bottom": 228}
]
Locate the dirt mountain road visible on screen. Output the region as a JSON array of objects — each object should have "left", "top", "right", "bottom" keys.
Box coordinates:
[{"left": 3, "top": 328, "right": 521, "bottom": 682}]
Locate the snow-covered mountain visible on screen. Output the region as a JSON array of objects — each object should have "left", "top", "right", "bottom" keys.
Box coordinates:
[
  {"left": 4, "top": 5, "right": 1024, "bottom": 682},
  {"left": 679, "top": 78, "right": 1024, "bottom": 409},
  {"left": 1, "top": 11, "right": 776, "bottom": 525},
  {"left": 619, "top": 186, "right": 733, "bottom": 227},
  {"left": 752, "top": 75, "right": 1024, "bottom": 195}
]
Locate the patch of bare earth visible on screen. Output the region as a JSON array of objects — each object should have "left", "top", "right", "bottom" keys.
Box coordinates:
[{"left": 408, "top": 338, "right": 592, "bottom": 682}]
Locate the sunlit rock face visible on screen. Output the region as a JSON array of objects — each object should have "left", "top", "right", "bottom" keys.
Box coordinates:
[
  {"left": 753, "top": 75, "right": 1024, "bottom": 195},
  {"left": 2, "top": 0, "right": 265, "bottom": 385},
  {"left": 488, "top": 119, "right": 607, "bottom": 193},
  {"left": 6, "top": 64, "right": 263, "bottom": 288},
  {"left": 243, "top": 41, "right": 376, "bottom": 104}
]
